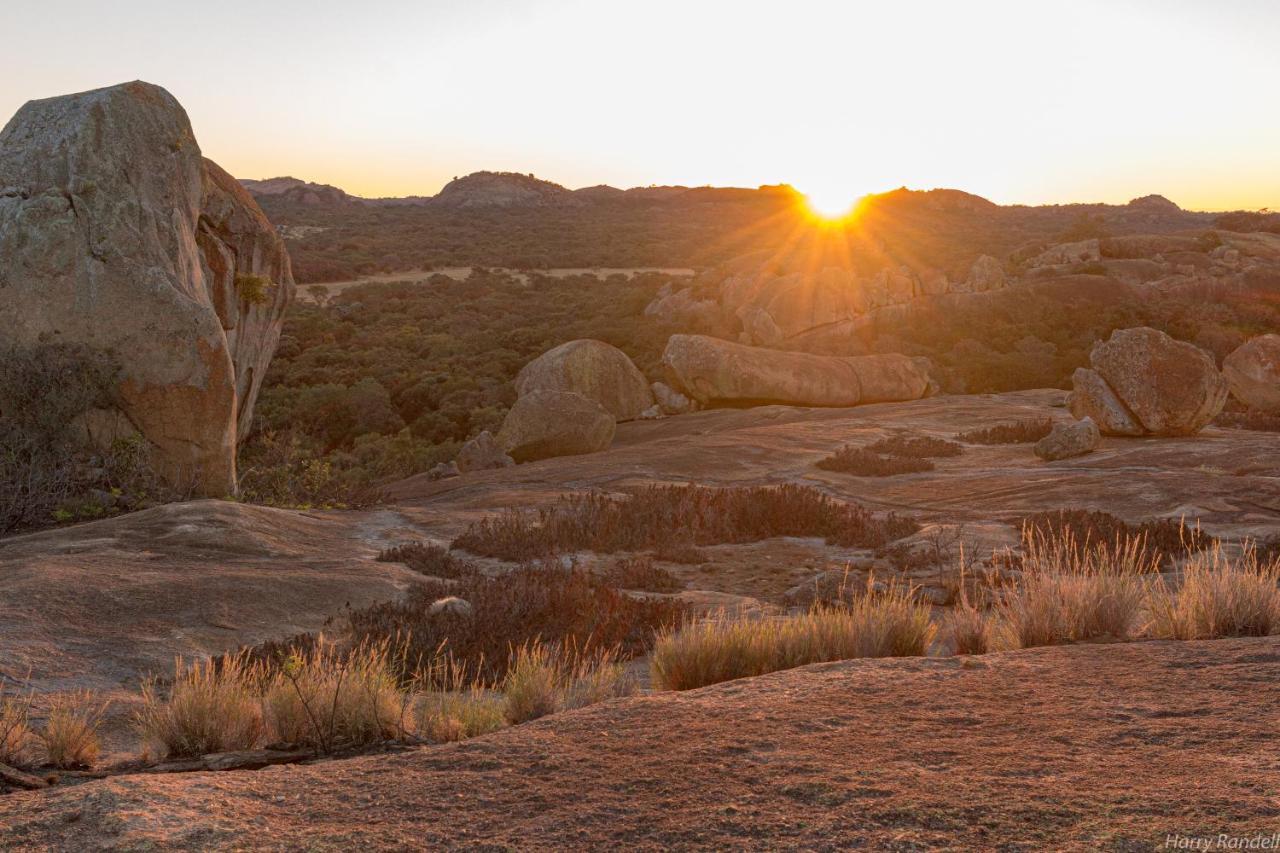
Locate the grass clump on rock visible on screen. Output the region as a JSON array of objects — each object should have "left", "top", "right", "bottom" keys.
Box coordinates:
[
  {"left": 956, "top": 418, "right": 1053, "bottom": 445},
  {"left": 650, "top": 580, "right": 935, "bottom": 691}
]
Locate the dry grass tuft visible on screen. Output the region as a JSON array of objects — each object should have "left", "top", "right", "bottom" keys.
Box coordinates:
[
  {"left": 1022, "top": 508, "right": 1208, "bottom": 567},
  {"left": 502, "top": 643, "right": 632, "bottom": 724},
  {"left": 1147, "top": 545, "right": 1280, "bottom": 640},
  {"left": 994, "top": 531, "right": 1147, "bottom": 649},
  {"left": 415, "top": 657, "right": 506, "bottom": 744},
  {"left": 651, "top": 580, "right": 935, "bottom": 691},
  {"left": 377, "top": 541, "right": 476, "bottom": 579},
  {"left": 264, "top": 638, "right": 412, "bottom": 753},
  {"left": 39, "top": 691, "right": 108, "bottom": 769},
  {"left": 0, "top": 683, "right": 33, "bottom": 767},
  {"left": 603, "top": 555, "right": 683, "bottom": 593},
  {"left": 136, "top": 654, "right": 266, "bottom": 759}
]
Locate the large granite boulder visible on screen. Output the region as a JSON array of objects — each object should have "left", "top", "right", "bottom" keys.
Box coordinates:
[
  {"left": 660, "top": 334, "right": 931, "bottom": 407},
  {"left": 515, "top": 339, "right": 653, "bottom": 421},
  {"left": 0, "top": 81, "right": 293, "bottom": 495},
  {"left": 1223, "top": 334, "right": 1280, "bottom": 413},
  {"left": 496, "top": 390, "right": 615, "bottom": 463},
  {"left": 1069, "top": 327, "right": 1227, "bottom": 436}
]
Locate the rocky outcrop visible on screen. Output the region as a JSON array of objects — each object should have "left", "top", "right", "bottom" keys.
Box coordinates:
[
  {"left": 1069, "top": 328, "right": 1227, "bottom": 436},
  {"left": 1223, "top": 335, "right": 1280, "bottom": 413},
  {"left": 455, "top": 431, "right": 514, "bottom": 473},
  {"left": 515, "top": 339, "right": 654, "bottom": 421},
  {"left": 0, "top": 81, "right": 294, "bottom": 495},
  {"left": 496, "top": 390, "right": 616, "bottom": 462},
  {"left": 1034, "top": 418, "right": 1100, "bottom": 461},
  {"left": 661, "top": 334, "right": 932, "bottom": 407}
]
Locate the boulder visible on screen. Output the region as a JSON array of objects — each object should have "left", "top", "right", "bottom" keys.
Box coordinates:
[
  {"left": 1068, "top": 368, "right": 1144, "bottom": 436},
  {"left": 427, "top": 597, "right": 473, "bottom": 618},
  {"left": 455, "top": 430, "right": 514, "bottom": 473},
  {"left": 1085, "top": 327, "right": 1227, "bottom": 435},
  {"left": 1031, "top": 239, "right": 1101, "bottom": 267},
  {"left": 515, "top": 339, "right": 654, "bottom": 421},
  {"left": 0, "top": 81, "right": 293, "bottom": 496},
  {"left": 496, "top": 390, "right": 615, "bottom": 462},
  {"left": 1034, "top": 417, "right": 1100, "bottom": 461},
  {"left": 966, "top": 255, "right": 1006, "bottom": 292},
  {"left": 1222, "top": 334, "right": 1280, "bottom": 413},
  {"left": 661, "top": 334, "right": 931, "bottom": 407},
  {"left": 427, "top": 461, "right": 459, "bottom": 481}
]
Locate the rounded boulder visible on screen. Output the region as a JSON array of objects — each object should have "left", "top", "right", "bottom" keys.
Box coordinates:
[
  {"left": 496, "top": 390, "right": 616, "bottom": 463},
  {"left": 515, "top": 339, "right": 654, "bottom": 422}
]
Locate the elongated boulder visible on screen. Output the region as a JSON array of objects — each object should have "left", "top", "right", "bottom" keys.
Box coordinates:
[
  {"left": 1223, "top": 334, "right": 1280, "bottom": 413},
  {"left": 0, "top": 81, "right": 293, "bottom": 495},
  {"left": 660, "top": 334, "right": 931, "bottom": 407},
  {"left": 515, "top": 339, "right": 653, "bottom": 421},
  {"left": 1034, "top": 417, "right": 1100, "bottom": 461},
  {"left": 496, "top": 390, "right": 615, "bottom": 463},
  {"left": 1069, "top": 327, "right": 1226, "bottom": 436}
]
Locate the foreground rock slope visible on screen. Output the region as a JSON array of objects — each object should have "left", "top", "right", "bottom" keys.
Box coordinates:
[
  {"left": 3, "top": 638, "right": 1277, "bottom": 849},
  {"left": 0, "top": 81, "right": 293, "bottom": 495}
]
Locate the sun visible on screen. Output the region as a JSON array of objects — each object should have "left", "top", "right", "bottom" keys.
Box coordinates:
[{"left": 803, "top": 187, "right": 857, "bottom": 221}]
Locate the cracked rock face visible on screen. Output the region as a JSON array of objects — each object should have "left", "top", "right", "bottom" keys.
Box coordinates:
[
  {"left": 1069, "top": 327, "right": 1227, "bottom": 436},
  {"left": 0, "top": 81, "right": 293, "bottom": 495}
]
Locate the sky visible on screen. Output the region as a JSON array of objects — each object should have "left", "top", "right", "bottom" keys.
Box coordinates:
[{"left": 2, "top": 0, "right": 1277, "bottom": 211}]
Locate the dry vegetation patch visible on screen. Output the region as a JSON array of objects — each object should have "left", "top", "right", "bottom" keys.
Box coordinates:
[
  {"left": 1021, "top": 508, "right": 1208, "bottom": 567},
  {"left": 453, "top": 484, "right": 917, "bottom": 560},
  {"left": 651, "top": 580, "right": 935, "bottom": 691},
  {"left": 956, "top": 418, "right": 1053, "bottom": 445}
]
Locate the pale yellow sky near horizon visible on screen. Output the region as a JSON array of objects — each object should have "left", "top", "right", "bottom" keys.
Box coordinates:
[{"left": 2, "top": 0, "right": 1277, "bottom": 211}]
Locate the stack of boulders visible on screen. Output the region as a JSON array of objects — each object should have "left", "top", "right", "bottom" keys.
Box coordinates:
[
  {"left": 1069, "top": 327, "right": 1227, "bottom": 436},
  {"left": 458, "top": 339, "right": 655, "bottom": 467},
  {"left": 0, "top": 81, "right": 293, "bottom": 496}
]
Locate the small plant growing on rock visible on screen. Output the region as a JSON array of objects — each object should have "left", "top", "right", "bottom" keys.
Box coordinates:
[
  {"left": 38, "top": 691, "right": 108, "bottom": 769},
  {"left": 136, "top": 654, "right": 266, "bottom": 759},
  {"left": 377, "top": 541, "right": 476, "bottom": 579},
  {"left": 0, "top": 682, "right": 33, "bottom": 767},
  {"left": 815, "top": 446, "right": 934, "bottom": 476},
  {"left": 235, "top": 273, "right": 274, "bottom": 306}
]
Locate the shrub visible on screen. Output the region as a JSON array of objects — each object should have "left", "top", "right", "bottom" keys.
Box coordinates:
[
  {"left": 602, "top": 555, "right": 683, "bottom": 593},
  {"left": 235, "top": 273, "right": 274, "bottom": 306},
  {"left": 956, "top": 418, "right": 1053, "bottom": 445},
  {"left": 0, "top": 343, "right": 138, "bottom": 533},
  {"left": 348, "top": 566, "right": 686, "bottom": 682},
  {"left": 1022, "top": 508, "right": 1207, "bottom": 567},
  {"left": 38, "top": 691, "right": 108, "bottom": 769},
  {"left": 264, "top": 639, "right": 412, "bottom": 753},
  {"left": 1147, "top": 546, "right": 1280, "bottom": 640},
  {"left": 0, "top": 684, "right": 32, "bottom": 767},
  {"left": 865, "top": 435, "right": 964, "bottom": 458},
  {"left": 651, "top": 580, "right": 935, "bottom": 691},
  {"left": 377, "top": 541, "right": 476, "bottom": 579},
  {"left": 453, "top": 485, "right": 918, "bottom": 560},
  {"left": 136, "top": 655, "right": 266, "bottom": 759},
  {"left": 815, "top": 447, "right": 935, "bottom": 476}
]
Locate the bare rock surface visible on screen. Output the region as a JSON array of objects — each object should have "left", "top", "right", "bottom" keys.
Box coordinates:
[
  {"left": 515, "top": 339, "right": 654, "bottom": 421},
  {"left": 1223, "top": 333, "right": 1280, "bottom": 413},
  {"left": 661, "top": 333, "right": 931, "bottom": 407},
  {"left": 496, "top": 389, "right": 616, "bottom": 462},
  {"left": 4, "top": 637, "right": 1279, "bottom": 849},
  {"left": 0, "top": 81, "right": 292, "bottom": 495},
  {"left": 1070, "top": 327, "right": 1227, "bottom": 435}
]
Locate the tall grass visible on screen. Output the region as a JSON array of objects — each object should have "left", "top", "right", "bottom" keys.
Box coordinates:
[
  {"left": 1147, "top": 545, "right": 1280, "bottom": 640},
  {"left": 136, "top": 655, "right": 266, "bottom": 759},
  {"left": 39, "top": 691, "right": 108, "bottom": 769},
  {"left": 502, "top": 643, "right": 633, "bottom": 724},
  {"left": 994, "top": 531, "right": 1148, "bottom": 648},
  {"left": 0, "top": 683, "right": 32, "bottom": 766},
  {"left": 651, "top": 580, "right": 935, "bottom": 691}
]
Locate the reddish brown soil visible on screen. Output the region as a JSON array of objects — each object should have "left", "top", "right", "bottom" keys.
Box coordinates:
[{"left": 3, "top": 637, "right": 1278, "bottom": 850}]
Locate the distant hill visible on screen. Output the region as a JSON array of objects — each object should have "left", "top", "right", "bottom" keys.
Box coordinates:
[
  {"left": 238, "top": 176, "right": 357, "bottom": 207},
  {"left": 433, "top": 171, "right": 575, "bottom": 208}
]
